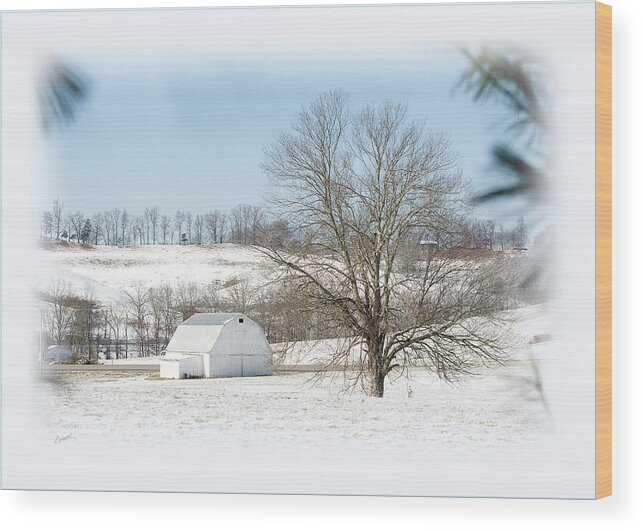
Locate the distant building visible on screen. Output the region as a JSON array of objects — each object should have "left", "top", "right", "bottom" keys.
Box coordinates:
[
  {"left": 419, "top": 239, "right": 439, "bottom": 251},
  {"left": 43, "top": 345, "right": 72, "bottom": 362},
  {"left": 160, "top": 313, "right": 273, "bottom": 379}
]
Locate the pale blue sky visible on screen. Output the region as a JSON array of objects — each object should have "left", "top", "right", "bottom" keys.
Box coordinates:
[{"left": 47, "top": 45, "right": 521, "bottom": 222}]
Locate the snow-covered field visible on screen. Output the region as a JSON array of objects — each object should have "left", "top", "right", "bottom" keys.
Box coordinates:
[
  {"left": 3, "top": 243, "right": 593, "bottom": 497},
  {"left": 39, "top": 242, "right": 274, "bottom": 302},
  {"left": 1, "top": 302, "right": 593, "bottom": 497}
]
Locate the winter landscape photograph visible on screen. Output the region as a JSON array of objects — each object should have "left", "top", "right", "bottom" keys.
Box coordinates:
[{"left": 2, "top": 2, "right": 599, "bottom": 497}]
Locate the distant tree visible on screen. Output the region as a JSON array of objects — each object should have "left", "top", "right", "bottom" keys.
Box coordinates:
[
  {"left": 185, "top": 212, "right": 193, "bottom": 244},
  {"left": 133, "top": 215, "right": 145, "bottom": 245},
  {"left": 485, "top": 219, "right": 496, "bottom": 250},
  {"left": 80, "top": 219, "right": 92, "bottom": 244},
  {"left": 143, "top": 207, "right": 151, "bottom": 245},
  {"left": 230, "top": 204, "right": 264, "bottom": 245},
  {"left": 107, "top": 209, "right": 121, "bottom": 245},
  {"left": 125, "top": 284, "right": 150, "bottom": 357},
  {"left": 193, "top": 214, "right": 204, "bottom": 244},
  {"left": 42, "top": 280, "right": 74, "bottom": 346},
  {"left": 174, "top": 282, "right": 201, "bottom": 320},
  {"left": 230, "top": 204, "right": 249, "bottom": 244},
  {"left": 160, "top": 215, "right": 170, "bottom": 245},
  {"left": 153, "top": 284, "right": 180, "bottom": 345},
  {"left": 52, "top": 198, "right": 64, "bottom": 240},
  {"left": 41, "top": 211, "right": 54, "bottom": 239},
  {"left": 105, "top": 304, "right": 127, "bottom": 359},
  {"left": 201, "top": 281, "right": 223, "bottom": 312},
  {"left": 149, "top": 206, "right": 159, "bottom": 244},
  {"left": 148, "top": 288, "right": 166, "bottom": 356},
  {"left": 497, "top": 224, "right": 506, "bottom": 250},
  {"left": 204, "top": 210, "right": 225, "bottom": 244},
  {"left": 120, "top": 210, "right": 130, "bottom": 246},
  {"left": 263, "top": 218, "right": 291, "bottom": 249},
  {"left": 91, "top": 212, "right": 104, "bottom": 245},
  {"left": 66, "top": 288, "right": 100, "bottom": 363},
  {"left": 225, "top": 277, "right": 256, "bottom": 314},
  {"left": 68, "top": 211, "right": 84, "bottom": 244},
  {"left": 174, "top": 211, "right": 185, "bottom": 244},
  {"left": 513, "top": 216, "right": 528, "bottom": 249}
]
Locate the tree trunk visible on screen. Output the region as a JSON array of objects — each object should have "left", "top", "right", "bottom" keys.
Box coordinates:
[
  {"left": 367, "top": 336, "right": 386, "bottom": 397},
  {"left": 369, "top": 371, "right": 385, "bottom": 397}
]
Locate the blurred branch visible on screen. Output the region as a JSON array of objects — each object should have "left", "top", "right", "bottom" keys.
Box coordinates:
[{"left": 39, "top": 60, "right": 89, "bottom": 131}]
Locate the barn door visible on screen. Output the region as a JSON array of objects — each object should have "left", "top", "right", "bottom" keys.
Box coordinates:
[{"left": 229, "top": 356, "right": 243, "bottom": 377}]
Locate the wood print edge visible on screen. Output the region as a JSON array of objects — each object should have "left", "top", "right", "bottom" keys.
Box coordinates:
[{"left": 595, "top": 0, "right": 612, "bottom": 500}]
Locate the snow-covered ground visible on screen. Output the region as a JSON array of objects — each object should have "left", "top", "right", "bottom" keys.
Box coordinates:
[
  {"left": 39, "top": 242, "right": 274, "bottom": 302},
  {"left": 3, "top": 243, "right": 592, "bottom": 497},
  {"left": 2, "top": 302, "right": 594, "bottom": 497}
]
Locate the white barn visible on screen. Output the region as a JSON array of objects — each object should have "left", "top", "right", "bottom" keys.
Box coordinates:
[{"left": 159, "top": 313, "right": 273, "bottom": 379}]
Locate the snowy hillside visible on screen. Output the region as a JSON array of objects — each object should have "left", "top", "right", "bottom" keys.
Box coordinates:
[{"left": 38, "top": 242, "right": 275, "bottom": 302}]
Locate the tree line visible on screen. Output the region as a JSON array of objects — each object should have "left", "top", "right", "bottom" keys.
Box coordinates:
[
  {"left": 41, "top": 198, "right": 528, "bottom": 251},
  {"left": 40, "top": 200, "right": 289, "bottom": 247},
  {"left": 39, "top": 277, "right": 353, "bottom": 363}
]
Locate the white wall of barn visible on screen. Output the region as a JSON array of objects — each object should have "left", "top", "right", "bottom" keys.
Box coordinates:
[
  {"left": 160, "top": 355, "right": 204, "bottom": 379},
  {"left": 209, "top": 318, "right": 273, "bottom": 377}
]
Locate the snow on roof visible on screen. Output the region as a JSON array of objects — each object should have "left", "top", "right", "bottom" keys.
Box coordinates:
[
  {"left": 181, "top": 313, "right": 244, "bottom": 326},
  {"left": 166, "top": 325, "right": 224, "bottom": 353}
]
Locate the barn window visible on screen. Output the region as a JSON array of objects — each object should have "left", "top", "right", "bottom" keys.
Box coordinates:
[{"left": 239, "top": 318, "right": 244, "bottom": 323}]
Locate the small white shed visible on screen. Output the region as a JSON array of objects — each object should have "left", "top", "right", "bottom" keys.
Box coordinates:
[
  {"left": 44, "top": 345, "right": 72, "bottom": 362},
  {"left": 159, "top": 313, "right": 272, "bottom": 379}
]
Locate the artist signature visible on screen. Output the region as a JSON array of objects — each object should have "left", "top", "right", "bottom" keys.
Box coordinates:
[{"left": 54, "top": 433, "right": 76, "bottom": 444}]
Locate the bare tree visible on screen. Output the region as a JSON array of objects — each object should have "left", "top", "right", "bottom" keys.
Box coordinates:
[
  {"left": 42, "top": 280, "right": 74, "bottom": 345},
  {"left": 193, "top": 214, "right": 204, "bottom": 244},
  {"left": 41, "top": 211, "right": 54, "bottom": 239},
  {"left": 513, "top": 216, "right": 528, "bottom": 249},
  {"left": 185, "top": 211, "right": 193, "bottom": 244},
  {"left": 262, "top": 91, "right": 507, "bottom": 397},
  {"left": 160, "top": 215, "right": 170, "bottom": 245},
  {"left": 201, "top": 281, "right": 223, "bottom": 312},
  {"left": 174, "top": 281, "right": 201, "bottom": 320},
  {"left": 485, "top": 219, "right": 496, "bottom": 250},
  {"left": 204, "top": 210, "right": 225, "bottom": 244},
  {"left": 224, "top": 277, "right": 256, "bottom": 314},
  {"left": 125, "top": 284, "right": 150, "bottom": 357},
  {"left": 153, "top": 284, "right": 180, "bottom": 345},
  {"left": 106, "top": 304, "right": 126, "bottom": 359},
  {"left": 230, "top": 204, "right": 249, "bottom": 244},
  {"left": 68, "top": 211, "right": 84, "bottom": 243},
  {"left": 149, "top": 206, "right": 159, "bottom": 244},
  {"left": 498, "top": 224, "right": 506, "bottom": 250},
  {"left": 133, "top": 215, "right": 145, "bottom": 245},
  {"left": 52, "top": 198, "right": 64, "bottom": 240},
  {"left": 107, "top": 208, "right": 121, "bottom": 245},
  {"left": 91, "top": 212, "right": 104, "bottom": 245},
  {"left": 120, "top": 210, "right": 130, "bottom": 246},
  {"left": 148, "top": 287, "right": 166, "bottom": 356},
  {"left": 174, "top": 210, "right": 185, "bottom": 245},
  {"left": 143, "top": 207, "right": 151, "bottom": 245}
]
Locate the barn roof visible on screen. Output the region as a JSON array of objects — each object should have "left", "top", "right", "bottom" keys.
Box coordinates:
[
  {"left": 46, "top": 345, "right": 72, "bottom": 353},
  {"left": 181, "top": 313, "right": 244, "bottom": 326}
]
